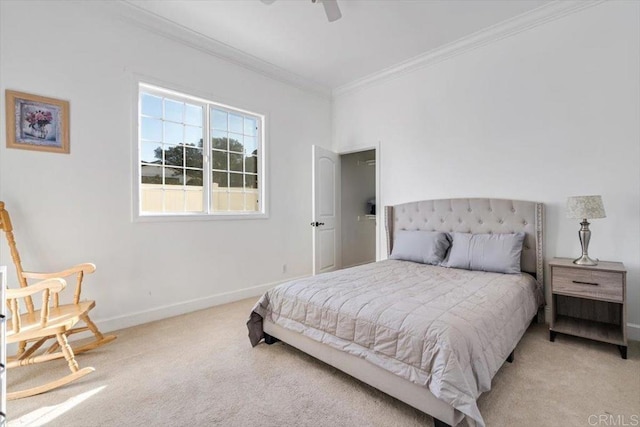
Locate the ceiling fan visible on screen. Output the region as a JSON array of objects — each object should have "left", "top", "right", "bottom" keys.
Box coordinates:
[{"left": 261, "top": 0, "right": 342, "bottom": 23}]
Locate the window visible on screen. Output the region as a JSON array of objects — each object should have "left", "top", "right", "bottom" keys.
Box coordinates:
[{"left": 137, "top": 83, "right": 265, "bottom": 218}]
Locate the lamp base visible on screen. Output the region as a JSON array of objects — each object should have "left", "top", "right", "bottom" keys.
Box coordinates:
[{"left": 573, "top": 255, "right": 598, "bottom": 266}]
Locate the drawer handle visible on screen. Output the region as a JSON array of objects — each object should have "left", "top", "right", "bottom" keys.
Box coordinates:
[{"left": 572, "top": 280, "right": 599, "bottom": 286}]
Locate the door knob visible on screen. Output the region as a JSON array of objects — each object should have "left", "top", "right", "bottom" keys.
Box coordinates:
[{"left": 310, "top": 221, "right": 325, "bottom": 227}]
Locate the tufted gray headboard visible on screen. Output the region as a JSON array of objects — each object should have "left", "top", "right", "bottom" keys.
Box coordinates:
[{"left": 385, "top": 198, "right": 544, "bottom": 283}]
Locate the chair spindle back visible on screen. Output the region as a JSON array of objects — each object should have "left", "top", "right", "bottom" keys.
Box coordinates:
[{"left": 0, "top": 201, "right": 35, "bottom": 313}]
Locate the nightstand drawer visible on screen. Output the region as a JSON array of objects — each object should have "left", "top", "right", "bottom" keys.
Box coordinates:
[{"left": 553, "top": 267, "right": 623, "bottom": 302}]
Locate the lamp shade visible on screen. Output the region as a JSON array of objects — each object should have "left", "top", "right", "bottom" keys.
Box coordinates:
[{"left": 566, "top": 195, "right": 606, "bottom": 219}]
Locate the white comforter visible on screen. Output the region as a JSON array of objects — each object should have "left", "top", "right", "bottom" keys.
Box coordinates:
[{"left": 248, "top": 260, "right": 542, "bottom": 426}]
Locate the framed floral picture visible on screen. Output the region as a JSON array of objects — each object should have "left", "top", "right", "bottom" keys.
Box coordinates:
[{"left": 5, "top": 90, "right": 70, "bottom": 154}]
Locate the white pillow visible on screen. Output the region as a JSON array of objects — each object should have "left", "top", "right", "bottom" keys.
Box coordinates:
[
  {"left": 442, "top": 232, "right": 525, "bottom": 274},
  {"left": 389, "top": 230, "right": 451, "bottom": 265}
]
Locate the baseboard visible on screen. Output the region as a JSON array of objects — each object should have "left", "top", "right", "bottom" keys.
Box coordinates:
[
  {"left": 628, "top": 323, "right": 640, "bottom": 341},
  {"left": 17, "top": 272, "right": 638, "bottom": 342},
  {"left": 94, "top": 275, "right": 309, "bottom": 334},
  {"left": 342, "top": 260, "right": 375, "bottom": 269}
]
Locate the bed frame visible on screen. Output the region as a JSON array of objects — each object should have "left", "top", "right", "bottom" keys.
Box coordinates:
[{"left": 263, "top": 198, "right": 544, "bottom": 427}]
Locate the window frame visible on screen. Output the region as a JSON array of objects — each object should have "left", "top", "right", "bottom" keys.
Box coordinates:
[{"left": 133, "top": 81, "right": 268, "bottom": 221}]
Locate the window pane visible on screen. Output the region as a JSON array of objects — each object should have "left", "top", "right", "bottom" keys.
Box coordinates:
[
  {"left": 229, "top": 153, "right": 243, "bottom": 172},
  {"left": 229, "top": 192, "right": 244, "bottom": 211},
  {"left": 212, "top": 150, "right": 228, "bottom": 170},
  {"left": 245, "top": 192, "right": 258, "bottom": 211},
  {"left": 141, "top": 117, "right": 162, "bottom": 141},
  {"left": 211, "top": 109, "right": 227, "bottom": 130},
  {"left": 164, "top": 122, "right": 183, "bottom": 145},
  {"left": 212, "top": 130, "right": 227, "bottom": 150},
  {"left": 184, "top": 126, "right": 202, "bottom": 147},
  {"left": 185, "top": 190, "right": 203, "bottom": 212},
  {"left": 244, "top": 117, "right": 256, "bottom": 136},
  {"left": 141, "top": 142, "right": 162, "bottom": 164},
  {"left": 212, "top": 192, "right": 229, "bottom": 211},
  {"left": 141, "top": 165, "right": 162, "bottom": 184},
  {"left": 244, "top": 136, "right": 257, "bottom": 155},
  {"left": 245, "top": 174, "right": 257, "bottom": 189},
  {"left": 141, "top": 93, "right": 162, "bottom": 118},
  {"left": 229, "top": 134, "right": 244, "bottom": 153},
  {"left": 229, "top": 113, "right": 243, "bottom": 134},
  {"left": 245, "top": 155, "right": 257, "bottom": 173},
  {"left": 212, "top": 171, "right": 228, "bottom": 188},
  {"left": 164, "top": 190, "right": 185, "bottom": 212},
  {"left": 229, "top": 172, "right": 243, "bottom": 188},
  {"left": 185, "top": 169, "right": 203, "bottom": 186},
  {"left": 165, "top": 167, "right": 184, "bottom": 185},
  {"left": 164, "top": 145, "right": 184, "bottom": 167},
  {"left": 185, "top": 147, "right": 203, "bottom": 168},
  {"left": 185, "top": 103, "right": 202, "bottom": 126},
  {"left": 141, "top": 188, "right": 163, "bottom": 212},
  {"left": 164, "top": 99, "right": 183, "bottom": 122}
]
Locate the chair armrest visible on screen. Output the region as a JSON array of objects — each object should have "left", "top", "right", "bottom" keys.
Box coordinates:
[
  {"left": 6, "top": 278, "right": 67, "bottom": 299},
  {"left": 7, "top": 278, "right": 67, "bottom": 331},
  {"left": 22, "top": 263, "right": 95, "bottom": 305},
  {"left": 21, "top": 263, "right": 96, "bottom": 280}
]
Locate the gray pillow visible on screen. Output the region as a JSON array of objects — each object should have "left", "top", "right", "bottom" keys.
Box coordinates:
[
  {"left": 442, "top": 232, "right": 525, "bottom": 274},
  {"left": 390, "top": 230, "right": 451, "bottom": 265}
]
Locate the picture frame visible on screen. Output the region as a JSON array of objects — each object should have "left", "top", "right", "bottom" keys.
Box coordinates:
[{"left": 5, "top": 90, "right": 70, "bottom": 154}]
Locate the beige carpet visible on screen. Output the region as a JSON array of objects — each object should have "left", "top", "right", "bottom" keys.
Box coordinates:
[{"left": 6, "top": 298, "right": 639, "bottom": 427}]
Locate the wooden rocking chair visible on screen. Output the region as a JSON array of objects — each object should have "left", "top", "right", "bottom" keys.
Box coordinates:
[
  {"left": 0, "top": 201, "right": 116, "bottom": 361},
  {"left": 6, "top": 278, "right": 95, "bottom": 399}
]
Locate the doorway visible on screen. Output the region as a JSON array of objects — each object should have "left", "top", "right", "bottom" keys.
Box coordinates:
[
  {"left": 340, "top": 150, "right": 376, "bottom": 269},
  {"left": 311, "top": 145, "right": 379, "bottom": 275}
]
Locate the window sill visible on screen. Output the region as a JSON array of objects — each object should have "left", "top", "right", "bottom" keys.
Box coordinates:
[{"left": 134, "top": 212, "right": 269, "bottom": 223}]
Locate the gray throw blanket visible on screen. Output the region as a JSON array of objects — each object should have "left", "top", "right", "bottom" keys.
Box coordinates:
[{"left": 248, "top": 260, "right": 542, "bottom": 426}]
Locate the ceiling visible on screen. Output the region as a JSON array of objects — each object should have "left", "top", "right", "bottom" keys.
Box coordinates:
[{"left": 125, "top": 0, "right": 551, "bottom": 91}]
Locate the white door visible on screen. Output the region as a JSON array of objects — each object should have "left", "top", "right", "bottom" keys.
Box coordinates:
[{"left": 312, "top": 145, "right": 340, "bottom": 275}]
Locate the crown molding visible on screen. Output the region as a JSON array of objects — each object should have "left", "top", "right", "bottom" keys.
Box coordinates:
[
  {"left": 103, "top": 1, "right": 332, "bottom": 99},
  {"left": 99, "top": 0, "right": 604, "bottom": 100},
  {"left": 332, "top": 0, "right": 606, "bottom": 98}
]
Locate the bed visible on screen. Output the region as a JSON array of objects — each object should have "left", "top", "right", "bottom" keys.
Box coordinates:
[{"left": 248, "top": 198, "right": 544, "bottom": 427}]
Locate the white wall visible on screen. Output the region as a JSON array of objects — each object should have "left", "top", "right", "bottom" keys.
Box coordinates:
[
  {"left": 0, "top": 1, "right": 331, "bottom": 330},
  {"left": 333, "top": 2, "right": 640, "bottom": 336},
  {"left": 341, "top": 150, "right": 376, "bottom": 268}
]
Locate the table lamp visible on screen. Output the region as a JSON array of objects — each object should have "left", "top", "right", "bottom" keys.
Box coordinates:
[{"left": 566, "top": 195, "right": 606, "bottom": 265}]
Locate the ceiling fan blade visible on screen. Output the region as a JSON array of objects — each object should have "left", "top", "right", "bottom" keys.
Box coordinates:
[
  {"left": 261, "top": 0, "right": 276, "bottom": 4},
  {"left": 321, "top": 0, "right": 342, "bottom": 22}
]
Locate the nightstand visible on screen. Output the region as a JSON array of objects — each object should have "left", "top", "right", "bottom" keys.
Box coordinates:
[{"left": 549, "top": 258, "right": 627, "bottom": 359}]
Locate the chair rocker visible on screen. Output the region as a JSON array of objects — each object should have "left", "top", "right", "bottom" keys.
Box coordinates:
[
  {"left": 6, "top": 278, "right": 95, "bottom": 400},
  {"left": 0, "top": 201, "right": 116, "bottom": 360}
]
